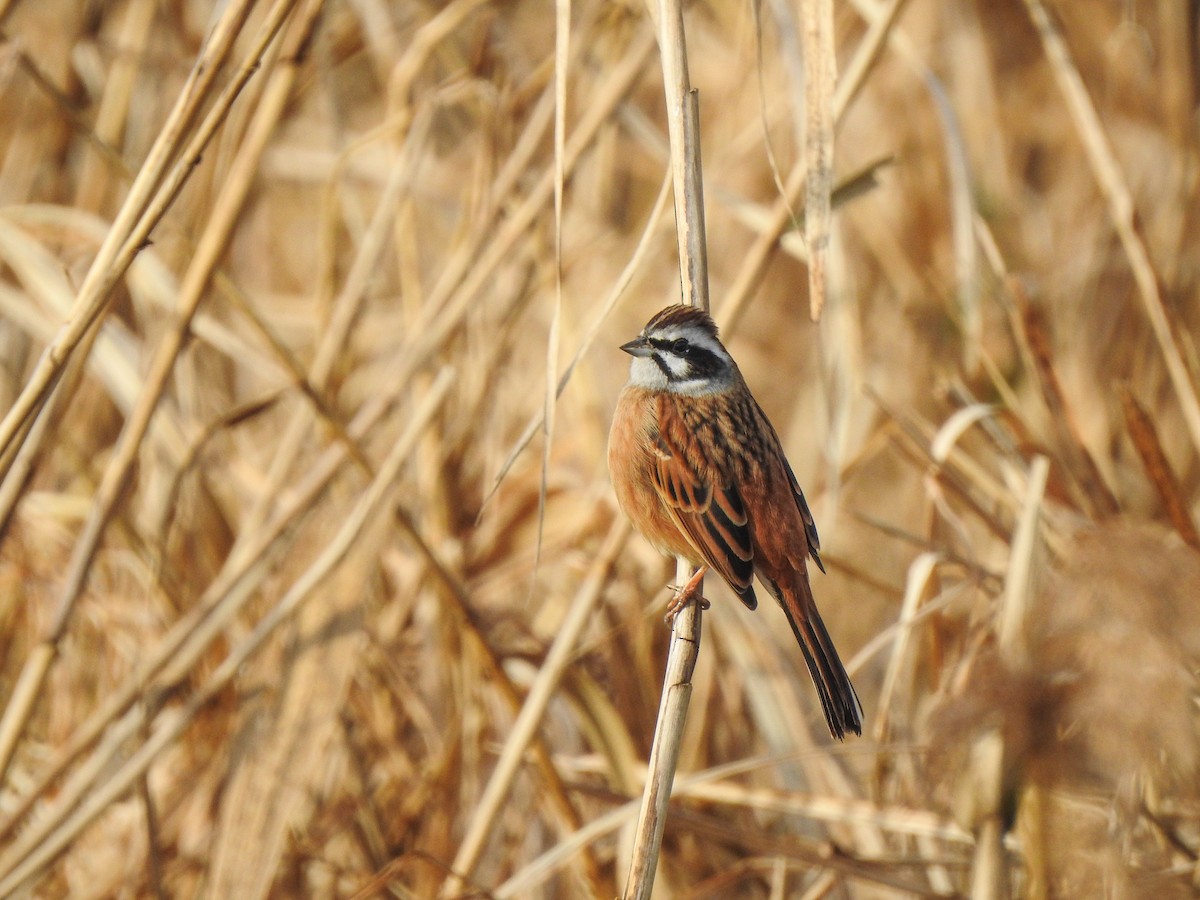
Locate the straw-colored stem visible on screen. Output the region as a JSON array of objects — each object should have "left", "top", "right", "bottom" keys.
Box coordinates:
[
  {"left": 0, "top": 369, "right": 455, "bottom": 893},
  {"left": 0, "top": 0, "right": 262, "bottom": 472},
  {"left": 623, "top": 0, "right": 709, "bottom": 895},
  {"left": 1021, "top": 0, "right": 1200, "bottom": 460},
  {"left": 441, "top": 520, "right": 630, "bottom": 895},
  {"left": 0, "top": 0, "right": 305, "bottom": 787}
]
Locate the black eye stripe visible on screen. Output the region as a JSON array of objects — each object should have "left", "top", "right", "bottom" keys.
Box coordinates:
[
  {"left": 646, "top": 334, "right": 726, "bottom": 381},
  {"left": 649, "top": 337, "right": 709, "bottom": 358}
]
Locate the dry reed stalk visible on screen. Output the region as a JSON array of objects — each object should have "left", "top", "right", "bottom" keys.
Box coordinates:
[
  {"left": 443, "top": 520, "right": 629, "bottom": 895},
  {"left": 1120, "top": 386, "right": 1200, "bottom": 549},
  {"left": 501, "top": 752, "right": 972, "bottom": 897},
  {"left": 719, "top": 0, "right": 909, "bottom": 334},
  {"left": 401, "top": 15, "right": 659, "bottom": 900},
  {"left": 871, "top": 393, "right": 1014, "bottom": 543},
  {"left": 963, "top": 455, "right": 1047, "bottom": 900},
  {"left": 383, "top": 28, "right": 657, "bottom": 394},
  {"left": 872, "top": 550, "right": 938, "bottom": 745},
  {"left": 0, "top": 0, "right": 155, "bottom": 548},
  {"left": 535, "top": 0, "right": 570, "bottom": 580},
  {"left": 622, "top": 0, "right": 708, "bottom": 895},
  {"left": 1021, "top": 0, "right": 1200, "bottom": 459},
  {"left": 0, "top": 367, "right": 454, "bottom": 892},
  {"left": 483, "top": 172, "right": 673, "bottom": 505},
  {"left": 0, "top": 370, "right": 410, "bottom": 853},
  {"left": 799, "top": 0, "right": 833, "bottom": 322},
  {"left": 0, "top": 0, "right": 304, "bottom": 783},
  {"left": 0, "top": 0, "right": 268, "bottom": 476},
  {"left": 232, "top": 123, "right": 419, "bottom": 545},
  {"left": 1009, "top": 281, "right": 1118, "bottom": 518},
  {"left": 71, "top": 0, "right": 157, "bottom": 215}
]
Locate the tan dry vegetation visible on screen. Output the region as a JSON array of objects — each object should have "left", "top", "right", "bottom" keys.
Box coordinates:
[{"left": 0, "top": 0, "right": 1198, "bottom": 897}]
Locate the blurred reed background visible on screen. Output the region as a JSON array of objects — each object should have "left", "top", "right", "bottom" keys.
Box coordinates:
[{"left": 0, "top": 0, "right": 1198, "bottom": 897}]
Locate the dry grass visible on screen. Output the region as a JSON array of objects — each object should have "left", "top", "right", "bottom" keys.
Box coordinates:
[{"left": 0, "top": 1, "right": 1198, "bottom": 897}]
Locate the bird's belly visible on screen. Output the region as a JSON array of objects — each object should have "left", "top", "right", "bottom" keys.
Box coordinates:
[{"left": 608, "top": 389, "right": 698, "bottom": 562}]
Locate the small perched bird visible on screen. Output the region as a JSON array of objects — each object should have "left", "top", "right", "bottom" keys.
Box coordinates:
[{"left": 608, "top": 304, "right": 862, "bottom": 739}]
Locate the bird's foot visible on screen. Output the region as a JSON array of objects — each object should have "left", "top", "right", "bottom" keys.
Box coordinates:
[{"left": 664, "top": 566, "right": 710, "bottom": 622}]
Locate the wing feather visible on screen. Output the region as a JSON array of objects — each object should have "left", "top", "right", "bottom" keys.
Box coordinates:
[
  {"left": 650, "top": 406, "right": 757, "bottom": 609},
  {"left": 751, "top": 395, "right": 826, "bottom": 574},
  {"left": 781, "top": 457, "right": 824, "bottom": 573}
]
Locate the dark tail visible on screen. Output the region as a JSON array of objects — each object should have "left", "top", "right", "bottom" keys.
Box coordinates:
[{"left": 778, "top": 579, "right": 862, "bottom": 740}]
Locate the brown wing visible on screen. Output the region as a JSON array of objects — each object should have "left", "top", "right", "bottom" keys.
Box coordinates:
[
  {"left": 650, "top": 406, "right": 758, "bottom": 609},
  {"left": 750, "top": 395, "right": 825, "bottom": 574},
  {"left": 780, "top": 455, "right": 825, "bottom": 573}
]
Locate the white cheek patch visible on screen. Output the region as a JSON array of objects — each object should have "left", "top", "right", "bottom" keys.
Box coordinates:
[
  {"left": 662, "top": 353, "right": 690, "bottom": 379},
  {"left": 628, "top": 355, "right": 669, "bottom": 390}
]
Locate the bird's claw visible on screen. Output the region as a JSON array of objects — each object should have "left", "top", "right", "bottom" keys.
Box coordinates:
[{"left": 664, "top": 566, "right": 710, "bottom": 622}]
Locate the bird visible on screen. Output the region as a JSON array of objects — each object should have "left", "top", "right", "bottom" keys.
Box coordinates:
[{"left": 607, "top": 304, "right": 862, "bottom": 739}]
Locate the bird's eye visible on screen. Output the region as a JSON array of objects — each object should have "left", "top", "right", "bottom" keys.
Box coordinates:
[{"left": 671, "top": 338, "right": 689, "bottom": 355}]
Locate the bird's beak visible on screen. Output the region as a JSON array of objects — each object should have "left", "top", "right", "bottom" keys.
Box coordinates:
[{"left": 620, "top": 336, "right": 653, "bottom": 358}]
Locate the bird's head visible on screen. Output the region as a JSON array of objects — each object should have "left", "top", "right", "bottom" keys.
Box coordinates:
[{"left": 621, "top": 305, "right": 735, "bottom": 395}]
